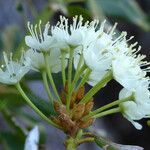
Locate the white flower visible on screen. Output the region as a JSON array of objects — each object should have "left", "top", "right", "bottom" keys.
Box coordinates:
[
  {"left": 24, "top": 126, "right": 39, "bottom": 150},
  {"left": 87, "top": 70, "right": 108, "bottom": 86},
  {"left": 82, "top": 23, "right": 134, "bottom": 78},
  {"left": 51, "top": 15, "right": 100, "bottom": 48},
  {"left": 112, "top": 32, "right": 150, "bottom": 91},
  {"left": 25, "top": 48, "right": 67, "bottom": 73},
  {"left": 119, "top": 86, "right": 150, "bottom": 130},
  {"left": 73, "top": 21, "right": 117, "bottom": 86},
  {"left": 69, "top": 16, "right": 99, "bottom": 47},
  {"left": 0, "top": 52, "right": 30, "bottom": 85},
  {"left": 73, "top": 47, "right": 108, "bottom": 86},
  {"left": 25, "top": 49, "right": 45, "bottom": 71},
  {"left": 25, "top": 21, "right": 56, "bottom": 52},
  {"left": 83, "top": 34, "right": 113, "bottom": 72},
  {"left": 112, "top": 51, "right": 149, "bottom": 90}
]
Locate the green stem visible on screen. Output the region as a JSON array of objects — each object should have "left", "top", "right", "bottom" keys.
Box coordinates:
[
  {"left": 65, "top": 137, "right": 77, "bottom": 150},
  {"left": 75, "top": 53, "right": 84, "bottom": 75},
  {"left": 43, "top": 52, "right": 62, "bottom": 104},
  {"left": 42, "top": 71, "right": 54, "bottom": 106},
  {"left": 70, "top": 64, "right": 87, "bottom": 93},
  {"left": 75, "top": 68, "right": 91, "bottom": 92},
  {"left": 72, "top": 52, "right": 84, "bottom": 90},
  {"left": 88, "top": 94, "right": 133, "bottom": 118},
  {"left": 15, "top": 83, "right": 61, "bottom": 129},
  {"left": 61, "top": 52, "right": 66, "bottom": 87},
  {"left": 82, "top": 132, "right": 94, "bottom": 137},
  {"left": 80, "top": 70, "right": 113, "bottom": 104},
  {"left": 93, "top": 107, "right": 121, "bottom": 119},
  {"left": 66, "top": 47, "right": 74, "bottom": 111},
  {"left": 77, "top": 137, "right": 94, "bottom": 145}
]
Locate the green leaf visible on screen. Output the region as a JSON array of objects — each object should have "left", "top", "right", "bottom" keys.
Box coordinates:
[
  {"left": 0, "top": 95, "right": 24, "bottom": 111},
  {"left": 68, "top": 5, "right": 91, "bottom": 20},
  {"left": 0, "top": 82, "right": 57, "bottom": 119},
  {"left": 87, "top": 0, "right": 105, "bottom": 21},
  {"left": 16, "top": 111, "right": 39, "bottom": 126},
  {"left": 0, "top": 132, "right": 24, "bottom": 150},
  {"left": 1, "top": 110, "right": 26, "bottom": 139},
  {"left": 25, "top": 72, "right": 63, "bottom": 87},
  {"left": 95, "top": 0, "right": 150, "bottom": 31},
  {"left": 26, "top": 91, "right": 58, "bottom": 117},
  {"left": 17, "top": 82, "right": 58, "bottom": 117}
]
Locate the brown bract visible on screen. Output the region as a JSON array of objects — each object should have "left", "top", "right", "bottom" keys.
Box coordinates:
[{"left": 52, "top": 81, "right": 94, "bottom": 137}]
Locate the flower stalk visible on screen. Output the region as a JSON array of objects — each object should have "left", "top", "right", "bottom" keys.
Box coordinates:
[
  {"left": 61, "top": 51, "right": 66, "bottom": 87},
  {"left": 15, "top": 82, "right": 61, "bottom": 129},
  {"left": 80, "top": 70, "right": 113, "bottom": 104},
  {"left": 93, "top": 107, "right": 121, "bottom": 119},
  {"left": 87, "top": 94, "right": 133, "bottom": 119},
  {"left": 75, "top": 68, "right": 91, "bottom": 92},
  {"left": 70, "top": 64, "right": 87, "bottom": 92},
  {"left": 66, "top": 47, "right": 74, "bottom": 111},
  {"left": 43, "top": 52, "right": 62, "bottom": 104},
  {"left": 42, "top": 71, "right": 54, "bottom": 106},
  {"left": 65, "top": 135, "right": 94, "bottom": 150},
  {"left": 77, "top": 137, "right": 94, "bottom": 145},
  {"left": 65, "top": 137, "right": 77, "bottom": 150}
]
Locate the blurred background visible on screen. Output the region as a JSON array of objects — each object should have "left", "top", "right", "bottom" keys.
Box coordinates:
[{"left": 0, "top": 0, "right": 150, "bottom": 149}]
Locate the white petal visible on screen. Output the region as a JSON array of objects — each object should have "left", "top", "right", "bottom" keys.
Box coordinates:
[
  {"left": 69, "top": 29, "right": 84, "bottom": 46},
  {"left": 121, "top": 101, "right": 145, "bottom": 119},
  {"left": 119, "top": 88, "right": 132, "bottom": 99},
  {"left": 25, "top": 36, "right": 40, "bottom": 50},
  {"left": 130, "top": 120, "right": 142, "bottom": 130},
  {"left": 25, "top": 49, "right": 45, "bottom": 71},
  {"left": 73, "top": 46, "right": 83, "bottom": 69},
  {"left": 87, "top": 70, "right": 107, "bottom": 86},
  {"left": 49, "top": 48, "right": 62, "bottom": 73},
  {"left": 42, "top": 36, "right": 55, "bottom": 50},
  {"left": 24, "top": 126, "right": 39, "bottom": 150}
]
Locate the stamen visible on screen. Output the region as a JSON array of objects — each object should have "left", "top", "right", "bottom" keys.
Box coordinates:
[
  {"left": 109, "top": 22, "right": 117, "bottom": 36},
  {"left": 78, "top": 15, "right": 83, "bottom": 28},
  {"left": 113, "top": 32, "right": 127, "bottom": 45},
  {"left": 39, "top": 20, "right": 44, "bottom": 42},
  {"left": 9, "top": 52, "right": 15, "bottom": 74},
  {"left": 27, "top": 22, "right": 36, "bottom": 39},
  {"left": 34, "top": 24, "right": 39, "bottom": 42},
  {"left": 99, "top": 20, "right": 106, "bottom": 33},
  {"left": 3, "top": 52, "right": 12, "bottom": 75},
  {"left": 30, "top": 24, "right": 38, "bottom": 41},
  {"left": 64, "top": 17, "right": 68, "bottom": 32}
]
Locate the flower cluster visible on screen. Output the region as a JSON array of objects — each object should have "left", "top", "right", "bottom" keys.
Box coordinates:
[{"left": 0, "top": 16, "right": 150, "bottom": 131}]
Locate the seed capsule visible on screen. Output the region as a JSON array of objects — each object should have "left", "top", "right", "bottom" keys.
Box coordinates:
[
  {"left": 54, "top": 101, "right": 61, "bottom": 113},
  {"left": 65, "top": 80, "right": 68, "bottom": 93},
  {"left": 60, "top": 89, "right": 66, "bottom": 104},
  {"left": 70, "top": 92, "right": 76, "bottom": 108},
  {"left": 76, "top": 86, "right": 85, "bottom": 102},
  {"left": 72, "top": 103, "right": 85, "bottom": 121},
  {"left": 59, "top": 113, "right": 78, "bottom": 137},
  {"left": 77, "top": 118, "right": 94, "bottom": 129},
  {"left": 83, "top": 99, "right": 94, "bottom": 116}
]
